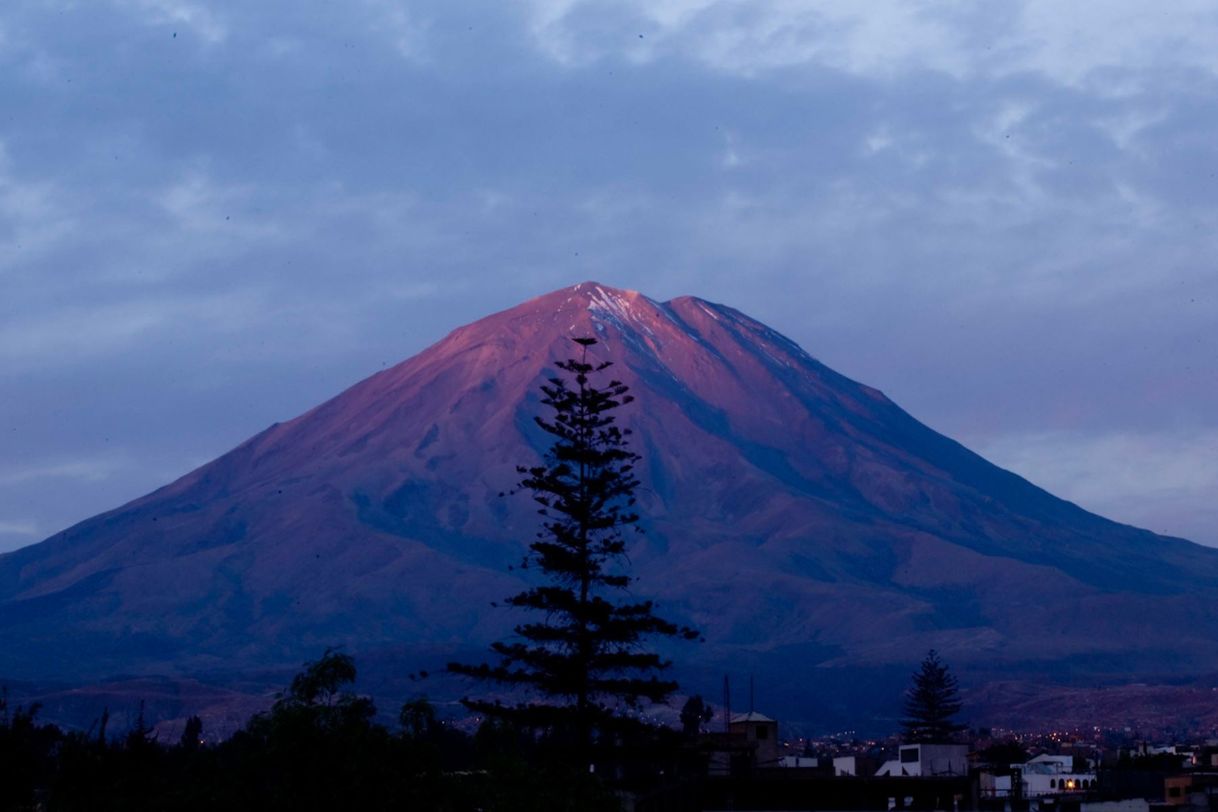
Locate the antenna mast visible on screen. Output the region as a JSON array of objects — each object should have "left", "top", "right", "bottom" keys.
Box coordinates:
[{"left": 723, "top": 674, "right": 731, "bottom": 733}]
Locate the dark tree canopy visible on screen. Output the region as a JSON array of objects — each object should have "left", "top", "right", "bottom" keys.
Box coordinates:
[
  {"left": 179, "top": 714, "right": 204, "bottom": 751},
  {"left": 679, "top": 695, "right": 714, "bottom": 737},
  {"left": 448, "top": 338, "right": 698, "bottom": 763},
  {"left": 0, "top": 650, "right": 660, "bottom": 809},
  {"left": 901, "top": 649, "right": 966, "bottom": 743}
]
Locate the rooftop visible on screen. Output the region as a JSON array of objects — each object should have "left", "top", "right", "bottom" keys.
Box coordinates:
[{"left": 731, "top": 712, "right": 776, "bottom": 724}]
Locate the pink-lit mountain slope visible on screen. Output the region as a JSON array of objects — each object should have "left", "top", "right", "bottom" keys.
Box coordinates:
[{"left": 3, "top": 282, "right": 1218, "bottom": 728}]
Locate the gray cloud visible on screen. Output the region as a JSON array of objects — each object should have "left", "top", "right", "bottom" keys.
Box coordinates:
[
  {"left": 1, "top": 0, "right": 1215, "bottom": 551},
  {"left": 524, "top": 0, "right": 1218, "bottom": 84}
]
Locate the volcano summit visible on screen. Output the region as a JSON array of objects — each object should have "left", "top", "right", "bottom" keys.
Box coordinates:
[{"left": 4, "top": 282, "right": 1217, "bottom": 730}]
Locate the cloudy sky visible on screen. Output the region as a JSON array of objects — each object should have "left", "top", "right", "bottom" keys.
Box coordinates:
[{"left": 1, "top": 0, "right": 1215, "bottom": 553}]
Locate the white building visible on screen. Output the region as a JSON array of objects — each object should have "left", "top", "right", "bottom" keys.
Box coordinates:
[
  {"left": 778, "top": 755, "right": 820, "bottom": 768},
  {"left": 980, "top": 773, "right": 1013, "bottom": 798},
  {"left": 729, "top": 712, "right": 780, "bottom": 767},
  {"left": 834, "top": 755, "right": 861, "bottom": 776},
  {"left": 980, "top": 755, "right": 1098, "bottom": 799},
  {"left": 876, "top": 744, "right": 969, "bottom": 777},
  {"left": 1029, "top": 754, "right": 1076, "bottom": 771},
  {"left": 1019, "top": 756, "right": 1097, "bottom": 797}
]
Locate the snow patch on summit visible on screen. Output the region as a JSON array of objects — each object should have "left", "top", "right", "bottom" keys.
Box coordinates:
[
  {"left": 583, "top": 284, "right": 674, "bottom": 340},
  {"left": 580, "top": 284, "right": 684, "bottom": 375},
  {"left": 586, "top": 284, "right": 642, "bottom": 325}
]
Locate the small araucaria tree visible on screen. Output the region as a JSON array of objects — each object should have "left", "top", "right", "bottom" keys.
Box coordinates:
[
  {"left": 900, "top": 649, "right": 966, "bottom": 743},
  {"left": 448, "top": 337, "right": 698, "bottom": 762}
]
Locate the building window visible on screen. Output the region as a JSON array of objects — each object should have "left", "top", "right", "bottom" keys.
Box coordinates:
[
  {"left": 901, "top": 748, "right": 919, "bottom": 763},
  {"left": 1050, "top": 780, "right": 1056, "bottom": 789},
  {"left": 755, "top": 725, "right": 768, "bottom": 740}
]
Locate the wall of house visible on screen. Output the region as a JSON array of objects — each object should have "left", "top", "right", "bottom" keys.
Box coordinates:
[{"left": 1023, "top": 772, "right": 1097, "bottom": 797}]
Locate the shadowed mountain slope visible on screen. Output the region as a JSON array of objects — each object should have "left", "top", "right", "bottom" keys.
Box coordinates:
[{"left": 4, "top": 282, "right": 1217, "bottom": 728}]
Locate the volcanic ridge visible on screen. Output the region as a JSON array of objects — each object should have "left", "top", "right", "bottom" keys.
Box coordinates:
[{"left": 4, "top": 282, "right": 1218, "bottom": 731}]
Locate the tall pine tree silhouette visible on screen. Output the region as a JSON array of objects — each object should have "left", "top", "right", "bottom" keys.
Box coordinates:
[
  {"left": 449, "top": 337, "right": 698, "bottom": 764},
  {"left": 901, "top": 649, "right": 966, "bottom": 743}
]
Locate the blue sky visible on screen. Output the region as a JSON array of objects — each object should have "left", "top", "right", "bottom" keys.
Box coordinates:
[{"left": 1, "top": 0, "right": 1216, "bottom": 552}]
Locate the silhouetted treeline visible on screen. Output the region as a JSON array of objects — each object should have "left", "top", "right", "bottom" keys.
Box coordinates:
[{"left": 0, "top": 652, "right": 698, "bottom": 811}]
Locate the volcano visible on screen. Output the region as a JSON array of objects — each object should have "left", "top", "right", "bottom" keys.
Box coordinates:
[{"left": 4, "top": 282, "right": 1218, "bottom": 731}]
